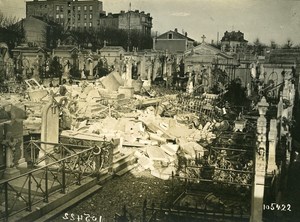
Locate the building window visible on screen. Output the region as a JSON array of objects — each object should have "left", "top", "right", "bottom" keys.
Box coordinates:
[
  {"left": 89, "top": 14, "right": 92, "bottom": 19},
  {"left": 84, "top": 5, "right": 87, "bottom": 11},
  {"left": 168, "top": 33, "right": 173, "bottom": 39},
  {"left": 56, "top": 14, "right": 59, "bottom": 19},
  {"left": 84, "top": 14, "right": 87, "bottom": 19},
  {"left": 78, "top": 14, "right": 81, "bottom": 20},
  {"left": 60, "top": 6, "right": 64, "bottom": 12},
  {"left": 84, "top": 22, "right": 87, "bottom": 27},
  {"left": 60, "top": 14, "right": 64, "bottom": 19},
  {"left": 89, "top": 22, "right": 92, "bottom": 27},
  {"left": 89, "top": 5, "right": 93, "bottom": 11},
  {"left": 56, "top": 5, "right": 60, "bottom": 11},
  {"left": 78, "top": 6, "right": 81, "bottom": 11}
]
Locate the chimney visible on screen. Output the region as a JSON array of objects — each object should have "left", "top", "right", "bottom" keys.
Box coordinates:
[
  {"left": 141, "top": 11, "right": 145, "bottom": 14},
  {"left": 175, "top": 28, "right": 178, "bottom": 33},
  {"left": 120, "top": 10, "right": 125, "bottom": 13},
  {"left": 153, "top": 37, "right": 156, "bottom": 50},
  {"left": 185, "top": 32, "right": 187, "bottom": 37}
]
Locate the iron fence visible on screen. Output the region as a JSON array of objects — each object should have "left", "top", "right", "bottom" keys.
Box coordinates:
[{"left": 0, "top": 140, "right": 113, "bottom": 221}]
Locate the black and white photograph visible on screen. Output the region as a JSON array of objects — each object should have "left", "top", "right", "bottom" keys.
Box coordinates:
[{"left": 0, "top": 0, "right": 300, "bottom": 221}]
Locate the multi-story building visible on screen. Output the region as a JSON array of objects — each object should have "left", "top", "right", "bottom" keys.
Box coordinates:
[
  {"left": 220, "top": 30, "right": 248, "bottom": 53},
  {"left": 99, "top": 10, "right": 152, "bottom": 36},
  {"left": 26, "top": 0, "right": 105, "bottom": 31}
]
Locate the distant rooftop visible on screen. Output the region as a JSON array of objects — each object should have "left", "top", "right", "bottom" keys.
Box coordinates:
[{"left": 268, "top": 48, "right": 300, "bottom": 64}]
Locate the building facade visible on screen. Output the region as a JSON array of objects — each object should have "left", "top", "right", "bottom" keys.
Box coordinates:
[
  {"left": 26, "top": 0, "right": 105, "bottom": 31},
  {"left": 220, "top": 31, "right": 248, "bottom": 53},
  {"left": 154, "top": 29, "right": 195, "bottom": 54},
  {"left": 99, "top": 10, "right": 152, "bottom": 36}
]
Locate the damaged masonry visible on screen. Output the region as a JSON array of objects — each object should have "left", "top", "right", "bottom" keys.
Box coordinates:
[
  {"left": 1, "top": 46, "right": 299, "bottom": 221},
  {"left": 0, "top": 4, "right": 300, "bottom": 221}
]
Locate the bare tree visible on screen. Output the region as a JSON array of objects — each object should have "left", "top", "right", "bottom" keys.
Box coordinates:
[
  {"left": 270, "top": 40, "right": 277, "bottom": 49},
  {"left": 0, "top": 10, "right": 24, "bottom": 50},
  {"left": 253, "top": 38, "right": 266, "bottom": 55},
  {"left": 283, "top": 38, "right": 293, "bottom": 49},
  {"left": 0, "top": 10, "right": 20, "bottom": 28}
]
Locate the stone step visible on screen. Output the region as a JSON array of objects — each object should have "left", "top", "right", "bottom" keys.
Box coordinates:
[
  {"left": 111, "top": 152, "right": 135, "bottom": 169},
  {"left": 115, "top": 163, "right": 138, "bottom": 177},
  {"left": 34, "top": 184, "right": 102, "bottom": 222},
  {"left": 98, "top": 172, "right": 114, "bottom": 184},
  {"left": 113, "top": 155, "right": 137, "bottom": 175},
  {"left": 11, "top": 177, "right": 98, "bottom": 222}
]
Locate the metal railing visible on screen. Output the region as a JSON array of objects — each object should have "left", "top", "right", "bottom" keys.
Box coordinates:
[{"left": 0, "top": 140, "right": 113, "bottom": 221}]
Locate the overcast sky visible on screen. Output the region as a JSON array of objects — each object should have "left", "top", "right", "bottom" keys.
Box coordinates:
[{"left": 1, "top": 0, "right": 299, "bottom": 45}]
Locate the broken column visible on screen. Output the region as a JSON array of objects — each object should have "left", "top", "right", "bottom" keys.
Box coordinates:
[{"left": 251, "top": 97, "right": 269, "bottom": 222}]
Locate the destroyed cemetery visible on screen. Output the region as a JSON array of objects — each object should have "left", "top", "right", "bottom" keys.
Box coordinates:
[{"left": 1, "top": 1, "right": 300, "bottom": 221}]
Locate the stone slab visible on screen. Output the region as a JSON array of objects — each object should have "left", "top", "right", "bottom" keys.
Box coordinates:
[
  {"left": 100, "top": 73, "right": 121, "bottom": 91},
  {"left": 118, "top": 86, "right": 134, "bottom": 98},
  {"left": 146, "top": 146, "right": 169, "bottom": 162}
]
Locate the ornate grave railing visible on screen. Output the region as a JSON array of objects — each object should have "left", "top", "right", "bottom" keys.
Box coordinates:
[
  {"left": 0, "top": 140, "right": 113, "bottom": 221},
  {"left": 114, "top": 199, "right": 249, "bottom": 222},
  {"left": 24, "top": 139, "right": 113, "bottom": 170},
  {"left": 142, "top": 200, "right": 249, "bottom": 222}
]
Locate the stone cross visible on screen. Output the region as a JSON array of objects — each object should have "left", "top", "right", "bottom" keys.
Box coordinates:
[{"left": 201, "top": 35, "right": 206, "bottom": 43}]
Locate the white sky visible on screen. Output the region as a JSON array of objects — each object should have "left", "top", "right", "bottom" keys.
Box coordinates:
[{"left": 1, "top": 0, "right": 300, "bottom": 45}]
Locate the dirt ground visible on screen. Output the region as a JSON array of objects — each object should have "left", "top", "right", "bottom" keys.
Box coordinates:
[{"left": 52, "top": 168, "right": 177, "bottom": 222}]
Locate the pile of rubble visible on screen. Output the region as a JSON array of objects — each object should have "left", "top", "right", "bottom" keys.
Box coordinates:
[{"left": 1, "top": 73, "right": 251, "bottom": 182}]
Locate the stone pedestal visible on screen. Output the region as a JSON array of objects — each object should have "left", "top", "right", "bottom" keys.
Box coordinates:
[
  {"left": 234, "top": 119, "right": 247, "bottom": 132},
  {"left": 4, "top": 167, "right": 20, "bottom": 179},
  {"left": 250, "top": 172, "right": 265, "bottom": 222},
  {"left": 118, "top": 86, "right": 134, "bottom": 98}
]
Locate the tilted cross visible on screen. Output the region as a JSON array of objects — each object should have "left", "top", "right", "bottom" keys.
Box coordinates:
[{"left": 201, "top": 35, "right": 206, "bottom": 43}]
